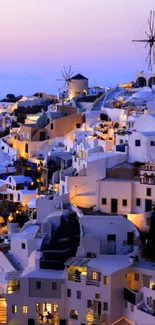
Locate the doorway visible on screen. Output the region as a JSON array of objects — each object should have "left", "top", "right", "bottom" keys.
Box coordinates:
[
  {"left": 111, "top": 198, "right": 118, "bottom": 213},
  {"left": 107, "top": 234, "right": 116, "bottom": 254},
  {"left": 145, "top": 199, "right": 152, "bottom": 212}
]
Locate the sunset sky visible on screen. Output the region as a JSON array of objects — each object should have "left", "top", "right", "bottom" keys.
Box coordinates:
[{"left": 0, "top": 0, "right": 155, "bottom": 96}]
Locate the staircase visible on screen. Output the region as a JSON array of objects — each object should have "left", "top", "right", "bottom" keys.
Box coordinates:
[
  {"left": 91, "top": 94, "right": 105, "bottom": 111},
  {"left": 5, "top": 253, "right": 22, "bottom": 271},
  {"left": 0, "top": 298, "right": 6, "bottom": 324}
]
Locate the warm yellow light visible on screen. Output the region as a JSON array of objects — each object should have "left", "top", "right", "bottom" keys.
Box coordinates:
[{"left": 8, "top": 215, "right": 14, "bottom": 222}]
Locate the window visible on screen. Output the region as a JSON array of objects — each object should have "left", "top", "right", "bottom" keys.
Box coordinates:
[
  {"left": 22, "top": 306, "right": 28, "bottom": 314},
  {"left": 102, "top": 198, "right": 107, "bottom": 205},
  {"left": 52, "top": 282, "right": 57, "bottom": 290},
  {"left": 36, "top": 281, "right": 41, "bottom": 290},
  {"left": 124, "top": 301, "right": 128, "bottom": 308},
  {"left": 150, "top": 141, "right": 155, "bottom": 146},
  {"left": 77, "top": 290, "right": 81, "bottom": 299},
  {"left": 136, "top": 198, "right": 141, "bottom": 207},
  {"left": 147, "top": 188, "right": 151, "bottom": 196},
  {"left": 21, "top": 243, "right": 25, "bottom": 249},
  {"left": 10, "top": 194, "right": 13, "bottom": 201},
  {"left": 103, "top": 276, "right": 109, "bottom": 285},
  {"left": 17, "top": 194, "right": 20, "bottom": 202},
  {"left": 87, "top": 300, "right": 92, "bottom": 308},
  {"left": 9, "top": 177, "right": 11, "bottom": 183},
  {"left": 130, "top": 304, "right": 134, "bottom": 312},
  {"left": 120, "top": 139, "right": 123, "bottom": 144},
  {"left": 51, "top": 123, "right": 53, "bottom": 129},
  {"left": 54, "top": 304, "right": 58, "bottom": 312},
  {"left": 76, "top": 123, "right": 81, "bottom": 128},
  {"left": 36, "top": 303, "right": 40, "bottom": 312},
  {"left": 12, "top": 305, "right": 17, "bottom": 313},
  {"left": 103, "top": 302, "right": 108, "bottom": 311},
  {"left": 134, "top": 273, "right": 139, "bottom": 281},
  {"left": 122, "top": 199, "right": 127, "bottom": 207},
  {"left": 92, "top": 272, "right": 97, "bottom": 280},
  {"left": 135, "top": 140, "right": 140, "bottom": 146},
  {"left": 67, "top": 289, "right": 71, "bottom": 297},
  {"left": 95, "top": 293, "right": 100, "bottom": 299}
]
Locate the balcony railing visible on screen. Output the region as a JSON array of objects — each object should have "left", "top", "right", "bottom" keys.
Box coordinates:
[
  {"left": 86, "top": 279, "right": 100, "bottom": 287},
  {"left": 93, "top": 314, "right": 107, "bottom": 324},
  {"left": 68, "top": 274, "right": 81, "bottom": 282}
]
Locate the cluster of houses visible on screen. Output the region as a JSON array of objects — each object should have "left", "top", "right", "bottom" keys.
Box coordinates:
[{"left": 0, "top": 74, "right": 155, "bottom": 325}]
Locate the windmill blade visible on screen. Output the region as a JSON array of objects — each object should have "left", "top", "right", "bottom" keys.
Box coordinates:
[
  {"left": 64, "top": 66, "right": 69, "bottom": 79},
  {"left": 153, "top": 45, "right": 155, "bottom": 65},
  {"left": 145, "top": 31, "right": 150, "bottom": 39},
  {"left": 144, "top": 41, "right": 149, "bottom": 48},
  {"left": 61, "top": 70, "right": 66, "bottom": 79},
  {"left": 150, "top": 10, "right": 153, "bottom": 33},
  {"left": 68, "top": 80, "right": 74, "bottom": 90},
  {"left": 152, "top": 11, "right": 155, "bottom": 36},
  {"left": 56, "top": 79, "right": 65, "bottom": 81}
]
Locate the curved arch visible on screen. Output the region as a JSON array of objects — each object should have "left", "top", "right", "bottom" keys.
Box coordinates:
[
  {"left": 136, "top": 77, "right": 147, "bottom": 88},
  {"left": 70, "top": 310, "right": 78, "bottom": 320},
  {"left": 148, "top": 77, "right": 155, "bottom": 88}
]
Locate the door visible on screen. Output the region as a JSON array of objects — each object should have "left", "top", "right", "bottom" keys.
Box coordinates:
[
  {"left": 142, "top": 274, "right": 150, "bottom": 288},
  {"left": 111, "top": 198, "right": 118, "bottom": 213},
  {"left": 145, "top": 199, "right": 152, "bottom": 212},
  {"left": 107, "top": 234, "right": 116, "bottom": 254},
  {"left": 98, "top": 301, "right": 101, "bottom": 315},
  {"left": 127, "top": 232, "right": 134, "bottom": 245}
]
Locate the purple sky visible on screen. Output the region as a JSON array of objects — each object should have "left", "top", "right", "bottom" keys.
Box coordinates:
[{"left": 0, "top": 0, "right": 155, "bottom": 97}]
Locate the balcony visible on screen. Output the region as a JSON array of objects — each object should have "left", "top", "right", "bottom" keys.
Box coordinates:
[
  {"left": 124, "top": 287, "right": 143, "bottom": 305},
  {"left": 68, "top": 273, "right": 81, "bottom": 283},
  {"left": 86, "top": 279, "right": 100, "bottom": 287},
  {"left": 7, "top": 284, "right": 20, "bottom": 294},
  {"left": 86, "top": 313, "right": 106, "bottom": 325}
]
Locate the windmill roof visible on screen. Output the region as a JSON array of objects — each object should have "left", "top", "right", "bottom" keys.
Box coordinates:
[{"left": 71, "top": 74, "right": 88, "bottom": 80}]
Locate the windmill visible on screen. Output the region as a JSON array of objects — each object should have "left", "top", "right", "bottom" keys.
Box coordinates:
[
  {"left": 56, "top": 65, "right": 74, "bottom": 98},
  {"left": 132, "top": 10, "right": 155, "bottom": 71}
]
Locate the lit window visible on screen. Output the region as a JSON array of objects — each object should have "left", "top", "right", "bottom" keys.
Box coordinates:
[
  {"left": 22, "top": 306, "right": 28, "bottom": 314},
  {"left": 36, "top": 303, "right": 40, "bottom": 312},
  {"left": 12, "top": 305, "right": 17, "bottom": 313},
  {"left": 54, "top": 304, "right": 58, "bottom": 312},
  {"left": 95, "top": 293, "right": 100, "bottom": 299},
  {"left": 92, "top": 272, "right": 97, "bottom": 280},
  {"left": 103, "top": 276, "right": 109, "bottom": 285}
]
